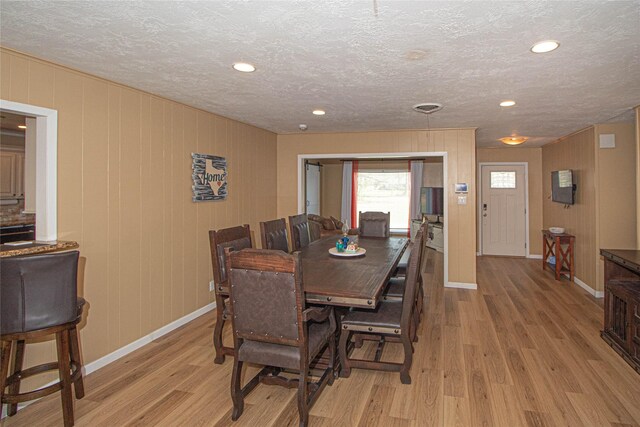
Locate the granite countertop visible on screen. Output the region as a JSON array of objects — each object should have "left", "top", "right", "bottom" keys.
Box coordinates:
[
  {"left": 0, "top": 214, "right": 36, "bottom": 227},
  {"left": 0, "top": 240, "right": 78, "bottom": 258}
]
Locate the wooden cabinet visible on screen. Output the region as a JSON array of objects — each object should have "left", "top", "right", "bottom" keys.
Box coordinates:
[
  {"left": 0, "top": 151, "right": 24, "bottom": 198},
  {"left": 601, "top": 249, "right": 640, "bottom": 374}
]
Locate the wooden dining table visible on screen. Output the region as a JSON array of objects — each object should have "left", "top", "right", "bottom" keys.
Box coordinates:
[{"left": 300, "top": 235, "right": 409, "bottom": 309}]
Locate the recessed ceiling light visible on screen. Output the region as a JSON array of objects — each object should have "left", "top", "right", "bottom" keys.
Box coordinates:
[
  {"left": 530, "top": 40, "right": 559, "bottom": 54},
  {"left": 232, "top": 62, "right": 256, "bottom": 73},
  {"left": 499, "top": 136, "right": 528, "bottom": 145},
  {"left": 312, "top": 109, "right": 325, "bottom": 116},
  {"left": 18, "top": 125, "right": 27, "bottom": 129},
  {"left": 500, "top": 100, "right": 516, "bottom": 107}
]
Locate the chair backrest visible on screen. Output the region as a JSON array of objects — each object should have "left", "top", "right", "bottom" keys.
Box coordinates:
[
  {"left": 359, "top": 211, "right": 390, "bottom": 237},
  {"left": 226, "top": 249, "right": 304, "bottom": 346},
  {"left": 260, "top": 218, "right": 289, "bottom": 253},
  {"left": 288, "top": 213, "right": 311, "bottom": 251},
  {"left": 1, "top": 251, "right": 80, "bottom": 335},
  {"left": 308, "top": 220, "right": 322, "bottom": 243},
  {"left": 209, "top": 224, "right": 252, "bottom": 286},
  {"left": 401, "top": 226, "right": 424, "bottom": 329}
]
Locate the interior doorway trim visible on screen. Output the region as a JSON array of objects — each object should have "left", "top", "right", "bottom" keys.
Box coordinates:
[
  {"left": 1, "top": 99, "right": 58, "bottom": 241},
  {"left": 297, "top": 152, "right": 449, "bottom": 286},
  {"left": 477, "top": 162, "right": 530, "bottom": 258}
]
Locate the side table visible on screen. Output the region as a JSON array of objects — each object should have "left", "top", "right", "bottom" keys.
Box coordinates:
[{"left": 542, "top": 229, "right": 575, "bottom": 281}]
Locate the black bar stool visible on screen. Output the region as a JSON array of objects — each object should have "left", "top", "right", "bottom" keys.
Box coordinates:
[{"left": 1, "top": 251, "right": 86, "bottom": 426}]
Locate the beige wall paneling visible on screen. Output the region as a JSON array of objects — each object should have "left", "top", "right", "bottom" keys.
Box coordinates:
[
  {"left": 0, "top": 48, "right": 278, "bottom": 389},
  {"left": 594, "top": 123, "right": 637, "bottom": 290},
  {"left": 476, "top": 148, "right": 543, "bottom": 255},
  {"left": 542, "top": 128, "right": 597, "bottom": 290},
  {"left": 277, "top": 128, "right": 477, "bottom": 286}
]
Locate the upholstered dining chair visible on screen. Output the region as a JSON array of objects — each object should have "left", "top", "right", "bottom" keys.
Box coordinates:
[
  {"left": 208, "top": 224, "right": 253, "bottom": 364},
  {"left": 358, "top": 211, "right": 391, "bottom": 237},
  {"left": 1, "top": 251, "right": 86, "bottom": 427},
  {"left": 260, "top": 218, "right": 290, "bottom": 253},
  {"left": 226, "top": 248, "right": 335, "bottom": 427},
  {"left": 338, "top": 226, "right": 424, "bottom": 384},
  {"left": 288, "top": 213, "right": 312, "bottom": 251}
]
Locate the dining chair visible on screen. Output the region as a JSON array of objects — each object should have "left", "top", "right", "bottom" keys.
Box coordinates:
[
  {"left": 260, "top": 218, "right": 289, "bottom": 252},
  {"left": 358, "top": 211, "right": 391, "bottom": 237},
  {"left": 1, "top": 251, "right": 86, "bottom": 427},
  {"left": 383, "top": 222, "right": 428, "bottom": 336},
  {"left": 338, "top": 226, "right": 424, "bottom": 384},
  {"left": 288, "top": 213, "right": 312, "bottom": 251},
  {"left": 208, "top": 224, "right": 252, "bottom": 364},
  {"left": 226, "top": 248, "right": 336, "bottom": 427}
]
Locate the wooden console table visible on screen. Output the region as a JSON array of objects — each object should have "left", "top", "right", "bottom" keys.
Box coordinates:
[
  {"left": 542, "top": 230, "right": 575, "bottom": 281},
  {"left": 600, "top": 249, "right": 640, "bottom": 374}
]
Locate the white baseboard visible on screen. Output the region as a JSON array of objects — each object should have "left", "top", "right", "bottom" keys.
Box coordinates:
[
  {"left": 527, "top": 254, "right": 543, "bottom": 259},
  {"left": 446, "top": 281, "right": 478, "bottom": 290},
  {"left": 573, "top": 276, "right": 604, "bottom": 298},
  {"left": 1, "top": 302, "right": 216, "bottom": 419}
]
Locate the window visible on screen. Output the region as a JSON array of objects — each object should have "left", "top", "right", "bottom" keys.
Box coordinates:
[
  {"left": 356, "top": 170, "right": 410, "bottom": 230},
  {"left": 490, "top": 171, "right": 516, "bottom": 189}
]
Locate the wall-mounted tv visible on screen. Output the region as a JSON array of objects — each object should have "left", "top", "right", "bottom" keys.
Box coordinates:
[
  {"left": 551, "top": 170, "right": 576, "bottom": 205},
  {"left": 421, "top": 187, "right": 444, "bottom": 217}
]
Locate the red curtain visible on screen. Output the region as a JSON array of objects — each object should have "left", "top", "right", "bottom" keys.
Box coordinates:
[{"left": 351, "top": 160, "right": 358, "bottom": 228}]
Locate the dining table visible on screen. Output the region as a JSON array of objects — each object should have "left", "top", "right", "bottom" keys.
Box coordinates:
[{"left": 300, "top": 234, "right": 409, "bottom": 309}]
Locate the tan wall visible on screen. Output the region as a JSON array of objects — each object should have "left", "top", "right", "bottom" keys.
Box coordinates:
[
  {"left": 595, "top": 122, "right": 637, "bottom": 290},
  {"left": 476, "top": 147, "right": 543, "bottom": 255},
  {"left": 637, "top": 107, "right": 640, "bottom": 248},
  {"left": 542, "top": 128, "right": 597, "bottom": 289},
  {"left": 321, "top": 162, "right": 342, "bottom": 219},
  {"left": 0, "top": 48, "right": 277, "bottom": 383},
  {"left": 277, "top": 129, "right": 477, "bottom": 285}
]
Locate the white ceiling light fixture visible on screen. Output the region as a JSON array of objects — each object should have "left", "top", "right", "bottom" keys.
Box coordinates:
[
  {"left": 232, "top": 62, "right": 256, "bottom": 73},
  {"left": 500, "top": 100, "right": 516, "bottom": 107},
  {"left": 412, "top": 103, "right": 443, "bottom": 114},
  {"left": 530, "top": 40, "right": 559, "bottom": 53},
  {"left": 312, "top": 109, "right": 325, "bottom": 116},
  {"left": 499, "top": 136, "right": 528, "bottom": 145},
  {"left": 18, "top": 125, "right": 27, "bottom": 129}
]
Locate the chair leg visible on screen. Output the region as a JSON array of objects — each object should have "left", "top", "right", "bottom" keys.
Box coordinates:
[
  {"left": 230, "top": 359, "right": 244, "bottom": 421},
  {"left": 1, "top": 340, "right": 12, "bottom": 416},
  {"left": 69, "top": 327, "right": 85, "bottom": 399},
  {"left": 213, "top": 293, "right": 226, "bottom": 364},
  {"left": 7, "top": 339, "right": 25, "bottom": 415},
  {"left": 354, "top": 334, "right": 364, "bottom": 348},
  {"left": 328, "top": 336, "right": 336, "bottom": 386},
  {"left": 338, "top": 329, "right": 352, "bottom": 378},
  {"left": 400, "top": 332, "right": 413, "bottom": 385},
  {"left": 297, "top": 369, "right": 309, "bottom": 427},
  {"left": 56, "top": 330, "right": 74, "bottom": 427}
]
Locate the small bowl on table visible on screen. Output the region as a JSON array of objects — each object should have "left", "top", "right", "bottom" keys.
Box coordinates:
[{"left": 549, "top": 227, "right": 565, "bottom": 234}]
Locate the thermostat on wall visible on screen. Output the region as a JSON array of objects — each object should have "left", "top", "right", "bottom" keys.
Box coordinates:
[{"left": 455, "top": 183, "right": 468, "bottom": 193}]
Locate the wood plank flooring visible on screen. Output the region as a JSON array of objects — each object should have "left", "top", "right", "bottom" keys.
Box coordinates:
[{"left": 4, "top": 251, "right": 640, "bottom": 426}]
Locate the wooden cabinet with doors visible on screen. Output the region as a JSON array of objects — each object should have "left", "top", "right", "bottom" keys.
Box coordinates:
[
  {"left": 600, "top": 249, "right": 640, "bottom": 374},
  {"left": 0, "top": 150, "right": 25, "bottom": 198}
]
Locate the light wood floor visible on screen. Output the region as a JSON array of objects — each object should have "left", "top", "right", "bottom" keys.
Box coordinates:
[{"left": 4, "top": 250, "right": 640, "bottom": 426}]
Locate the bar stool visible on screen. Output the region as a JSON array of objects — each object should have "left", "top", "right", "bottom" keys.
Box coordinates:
[{"left": 1, "top": 251, "right": 86, "bottom": 427}]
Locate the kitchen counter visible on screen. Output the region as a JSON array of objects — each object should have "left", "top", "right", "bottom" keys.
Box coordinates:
[{"left": 0, "top": 240, "right": 78, "bottom": 258}]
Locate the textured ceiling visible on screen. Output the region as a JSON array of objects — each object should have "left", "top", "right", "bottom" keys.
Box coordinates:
[{"left": 1, "top": 1, "right": 639, "bottom": 147}]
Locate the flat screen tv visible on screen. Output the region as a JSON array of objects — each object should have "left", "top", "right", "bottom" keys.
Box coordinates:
[
  {"left": 420, "top": 187, "right": 444, "bottom": 217},
  {"left": 551, "top": 170, "right": 576, "bottom": 205}
]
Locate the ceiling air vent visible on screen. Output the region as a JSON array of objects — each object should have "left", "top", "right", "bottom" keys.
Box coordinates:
[{"left": 412, "top": 103, "right": 443, "bottom": 114}]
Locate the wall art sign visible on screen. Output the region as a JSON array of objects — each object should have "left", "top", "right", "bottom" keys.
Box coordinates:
[{"left": 192, "top": 153, "right": 227, "bottom": 202}]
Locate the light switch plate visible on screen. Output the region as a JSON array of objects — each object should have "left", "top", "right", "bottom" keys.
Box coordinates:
[{"left": 457, "top": 195, "right": 467, "bottom": 205}]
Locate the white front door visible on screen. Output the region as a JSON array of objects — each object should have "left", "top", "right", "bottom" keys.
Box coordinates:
[
  {"left": 481, "top": 164, "right": 526, "bottom": 256},
  {"left": 305, "top": 163, "right": 321, "bottom": 215}
]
